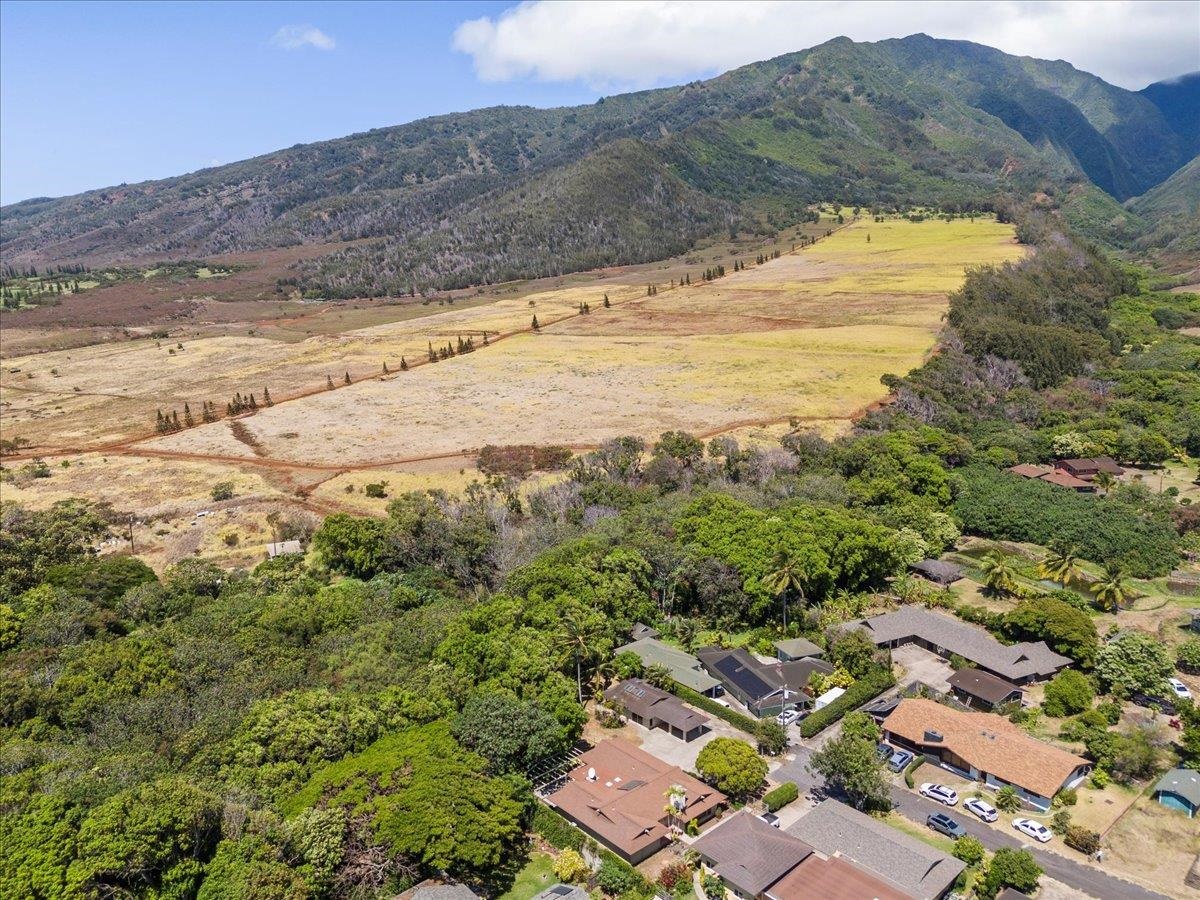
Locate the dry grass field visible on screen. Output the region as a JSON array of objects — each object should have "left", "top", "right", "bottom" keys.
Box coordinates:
[{"left": 2, "top": 216, "right": 1021, "bottom": 552}]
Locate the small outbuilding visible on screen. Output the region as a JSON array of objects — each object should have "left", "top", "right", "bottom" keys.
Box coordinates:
[
  {"left": 947, "top": 668, "right": 1024, "bottom": 710},
  {"left": 266, "top": 540, "right": 303, "bottom": 558},
  {"left": 774, "top": 637, "right": 824, "bottom": 662},
  {"left": 1155, "top": 768, "right": 1200, "bottom": 818},
  {"left": 629, "top": 621, "right": 660, "bottom": 641},
  {"left": 813, "top": 686, "right": 846, "bottom": 710},
  {"left": 909, "top": 559, "right": 965, "bottom": 585}
]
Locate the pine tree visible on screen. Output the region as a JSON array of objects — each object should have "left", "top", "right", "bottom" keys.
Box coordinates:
[
  {"left": 344, "top": 372, "right": 351, "bottom": 385},
  {"left": 532, "top": 314, "right": 540, "bottom": 330},
  {"left": 249, "top": 394, "right": 258, "bottom": 410},
  {"left": 603, "top": 294, "right": 610, "bottom": 307},
  {"left": 263, "top": 388, "right": 273, "bottom": 406},
  {"left": 171, "top": 411, "right": 180, "bottom": 430},
  {"left": 383, "top": 361, "right": 389, "bottom": 374},
  {"left": 428, "top": 341, "right": 436, "bottom": 362},
  {"left": 400, "top": 356, "right": 408, "bottom": 371},
  {"left": 867, "top": 233, "right": 871, "bottom": 243},
  {"left": 156, "top": 410, "right": 166, "bottom": 433},
  {"left": 327, "top": 375, "right": 335, "bottom": 390},
  {"left": 184, "top": 403, "right": 194, "bottom": 427}
]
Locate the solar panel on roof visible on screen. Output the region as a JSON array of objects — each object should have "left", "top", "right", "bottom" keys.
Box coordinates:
[{"left": 714, "top": 654, "right": 774, "bottom": 699}]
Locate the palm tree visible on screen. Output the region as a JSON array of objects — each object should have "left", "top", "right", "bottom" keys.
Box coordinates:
[
  {"left": 1038, "top": 544, "right": 1082, "bottom": 589},
  {"left": 764, "top": 550, "right": 806, "bottom": 631},
  {"left": 980, "top": 550, "right": 1018, "bottom": 597},
  {"left": 1091, "top": 562, "right": 1130, "bottom": 612},
  {"left": 1094, "top": 471, "right": 1116, "bottom": 496},
  {"left": 554, "top": 611, "right": 605, "bottom": 702}
]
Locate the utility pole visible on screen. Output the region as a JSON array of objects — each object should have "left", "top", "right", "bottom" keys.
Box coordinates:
[{"left": 127, "top": 515, "right": 135, "bottom": 553}]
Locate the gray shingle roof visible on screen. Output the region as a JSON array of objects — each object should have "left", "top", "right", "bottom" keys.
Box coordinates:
[
  {"left": 1156, "top": 768, "right": 1200, "bottom": 807},
  {"left": 847, "top": 606, "right": 1070, "bottom": 680},
  {"left": 947, "top": 668, "right": 1023, "bottom": 705},
  {"left": 787, "top": 800, "right": 965, "bottom": 900},
  {"left": 774, "top": 637, "right": 824, "bottom": 659},
  {"left": 613, "top": 638, "right": 721, "bottom": 693},
  {"left": 603, "top": 679, "right": 709, "bottom": 733},
  {"left": 693, "top": 811, "right": 812, "bottom": 896}
]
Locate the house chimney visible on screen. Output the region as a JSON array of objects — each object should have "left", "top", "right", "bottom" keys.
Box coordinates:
[{"left": 924, "top": 729, "right": 944, "bottom": 743}]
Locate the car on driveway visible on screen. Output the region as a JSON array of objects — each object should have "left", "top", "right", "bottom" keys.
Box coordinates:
[
  {"left": 1013, "top": 817, "right": 1053, "bottom": 843},
  {"left": 1133, "top": 693, "right": 1177, "bottom": 715},
  {"left": 926, "top": 812, "right": 966, "bottom": 838},
  {"left": 1169, "top": 678, "right": 1193, "bottom": 701},
  {"left": 777, "top": 709, "right": 800, "bottom": 727},
  {"left": 888, "top": 749, "right": 914, "bottom": 772},
  {"left": 964, "top": 797, "right": 998, "bottom": 822},
  {"left": 876, "top": 742, "right": 894, "bottom": 761},
  {"left": 919, "top": 783, "right": 958, "bottom": 806}
]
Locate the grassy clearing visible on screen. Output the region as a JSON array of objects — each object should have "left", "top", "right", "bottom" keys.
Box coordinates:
[{"left": 497, "top": 852, "right": 557, "bottom": 900}]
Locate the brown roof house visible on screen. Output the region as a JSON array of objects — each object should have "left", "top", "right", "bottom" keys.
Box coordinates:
[
  {"left": 883, "top": 699, "right": 1090, "bottom": 811},
  {"left": 1057, "top": 457, "right": 1125, "bottom": 480},
  {"left": 545, "top": 739, "right": 724, "bottom": 863},
  {"left": 845, "top": 606, "right": 1070, "bottom": 683},
  {"left": 602, "top": 679, "right": 710, "bottom": 742},
  {"left": 787, "top": 800, "right": 965, "bottom": 899},
  {"left": 947, "top": 668, "right": 1024, "bottom": 710}
]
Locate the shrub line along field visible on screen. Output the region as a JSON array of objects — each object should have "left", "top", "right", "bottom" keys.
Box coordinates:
[{"left": 2, "top": 216, "right": 1021, "bottom": 568}]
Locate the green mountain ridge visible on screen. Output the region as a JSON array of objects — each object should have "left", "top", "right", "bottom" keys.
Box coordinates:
[{"left": 2, "top": 35, "right": 1192, "bottom": 295}]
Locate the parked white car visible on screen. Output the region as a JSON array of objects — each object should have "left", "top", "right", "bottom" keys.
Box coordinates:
[
  {"left": 964, "top": 797, "right": 998, "bottom": 822},
  {"left": 919, "top": 783, "right": 959, "bottom": 806},
  {"left": 1013, "top": 817, "right": 1053, "bottom": 843},
  {"left": 777, "top": 709, "right": 800, "bottom": 726},
  {"left": 1169, "top": 678, "right": 1193, "bottom": 701}
]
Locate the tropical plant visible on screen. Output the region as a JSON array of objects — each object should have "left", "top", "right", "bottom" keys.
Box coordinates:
[
  {"left": 764, "top": 550, "right": 807, "bottom": 631},
  {"left": 554, "top": 610, "right": 606, "bottom": 702},
  {"left": 994, "top": 785, "right": 1021, "bottom": 812},
  {"left": 1038, "top": 544, "right": 1081, "bottom": 588},
  {"left": 980, "top": 550, "right": 1018, "bottom": 597},
  {"left": 1090, "top": 561, "right": 1130, "bottom": 612}
]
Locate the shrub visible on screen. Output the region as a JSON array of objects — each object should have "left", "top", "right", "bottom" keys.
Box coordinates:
[
  {"left": 1096, "top": 701, "right": 1123, "bottom": 725},
  {"left": 364, "top": 482, "right": 387, "bottom": 499},
  {"left": 211, "top": 481, "right": 234, "bottom": 501},
  {"left": 597, "top": 858, "right": 641, "bottom": 896},
  {"left": 1042, "top": 670, "right": 1095, "bottom": 718},
  {"left": 763, "top": 782, "right": 799, "bottom": 812},
  {"left": 904, "top": 756, "right": 923, "bottom": 789},
  {"left": 1065, "top": 824, "right": 1102, "bottom": 855},
  {"left": 979, "top": 847, "right": 1042, "bottom": 898},
  {"left": 702, "top": 873, "right": 725, "bottom": 899},
  {"left": 1089, "top": 768, "right": 1110, "bottom": 789},
  {"left": 532, "top": 805, "right": 584, "bottom": 851},
  {"left": 1051, "top": 810, "right": 1072, "bottom": 834},
  {"left": 756, "top": 719, "right": 789, "bottom": 756},
  {"left": 953, "top": 835, "right": 985, "bottom": 866},
  {"left": 1053, "top": 787, "right": 1077, "bottom": 808},
  {"left": 554, "top": 849, "right": 589, "bottom": 883},
  {"left": 994, "top": 786, "right": 1021, "bottom": 812},
  {"left": 657, "top": 862, "right": 691, "bottom": 891},
  {"left": 1005, "top": 597, "right": 1099, "bottom": 668},
  {"left": 1177, "top": 638, "right": 1200, "bottom": 674},
  {"left": 799, "top": 667, "right": 895, "bottom": 738}
]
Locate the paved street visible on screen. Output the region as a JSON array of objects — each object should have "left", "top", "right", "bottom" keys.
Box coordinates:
[{"left": 887, "top": 786, "right": 1168, "bottom": 900}]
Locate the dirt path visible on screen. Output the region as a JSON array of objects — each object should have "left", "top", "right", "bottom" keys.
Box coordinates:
[{"left": 3, "top": 225, "right": 856, "bottom": 474}]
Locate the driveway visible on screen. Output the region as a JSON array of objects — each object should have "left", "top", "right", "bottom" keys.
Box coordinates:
[
  {"left": 892, "top": 644, "right": 953, "bottom": 692},
  {"left": 633, "top": 715, "right": 747, "bottom": 771}
]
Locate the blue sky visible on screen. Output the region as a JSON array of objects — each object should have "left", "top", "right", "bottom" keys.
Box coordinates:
[
  {"left": 3, "top": 1, "right": 1197, "bottom": 204},
  {"left": 0, "top": 1, "right": 598, "bottom": 203}
]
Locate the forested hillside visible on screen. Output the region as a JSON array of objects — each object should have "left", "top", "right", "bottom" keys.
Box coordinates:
[{"left": 3, "top": 35, "right": 1192, "bottom": 296}]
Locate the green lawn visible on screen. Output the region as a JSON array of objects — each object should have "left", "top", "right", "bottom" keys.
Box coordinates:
[{"left": 498, "top": 852, "right": 558, "bottom": 900}]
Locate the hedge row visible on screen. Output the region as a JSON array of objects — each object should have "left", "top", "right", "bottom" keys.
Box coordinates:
[
  {"left": 799, "top": 667, "right": 896, "bottom": 738},
  {"left": 763, "top": 782, "right": 799, "bottom": 812},
  {"left": 531, "top": 804, "right": 650, "bottom": 895},
  {"left": 671, "top": 684, "right": 759, "bottom": 734}
]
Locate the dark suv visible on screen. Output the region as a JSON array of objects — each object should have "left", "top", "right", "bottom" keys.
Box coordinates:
[
  {"left": 1133, "top": 693, "right": 1177, "bottom": 716},
  {"left": 926, "top": 812, "right": 966, "bottom": 839}
]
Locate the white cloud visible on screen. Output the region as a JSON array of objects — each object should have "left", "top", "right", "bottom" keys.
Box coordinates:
[
  {"left": 452, "top": 1, "right": 1199, "bottom": 90},
  {"left": 271, "top": 24, "right": 336, "bottom": 52}
]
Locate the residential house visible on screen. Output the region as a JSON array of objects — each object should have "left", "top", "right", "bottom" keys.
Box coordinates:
[
  {"left": 545, "top": 739, "right": 725, "bottom": 863},
  {"left": 882, "top": 699, "right": 1090, "bottom": 811},
  {"left": 1154, "top": 768, "right": 1200, "bottom": 818},
  {"left": 947, "top": 668, "right": 1024, "bottom": 710},
  {"left": 692, "top": 812, "right": 813, "bottom": 899},
  {"left": 602, "top": 679, "right": 710, "bottom": 742},
  {"left": 696, "top": 646, "right": 833, "bottom": 718},
  {"left": 629, "top": 622, "right": 660, "bottom": 641},
  {"left": 400, "top": 882, "right": 479, "bottom": 900},
  {"left": 533, "top": 887, "right": 589, "bottom": 900},
  {"left": 787, "top": 800, "right": 965, "bottom": 899},
  {"left": 1005, "top": 463, "right": 1095, "bottom": 492},
  {"left": 693, "top": 811, "right": 910, "bottom": 900},
  {"left": 909, "top": 559, "right": 965, "bottom": 585},
  {"left": 774, "top": 637, "right": 824, "bottom": 662},
  {"left": 845, "top": 606, "right": 1070, "bottom": 683},
  {"left": 613, "top": 637, "right": 722, "bottom": 696},
  {"left": 1057, "top": 457, "right": 1125, "bottom": 480}
]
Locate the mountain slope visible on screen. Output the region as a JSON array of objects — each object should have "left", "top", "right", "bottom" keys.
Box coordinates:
[
  {"left": 1, "top": 35, "right": 1191, "bottom": 295},
  {"left": 1139, "top": 72, "right": 1200, "bottom": 157},
  {"left": 1128, "top": 154, "right": 1200, "bottom": 264}
]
